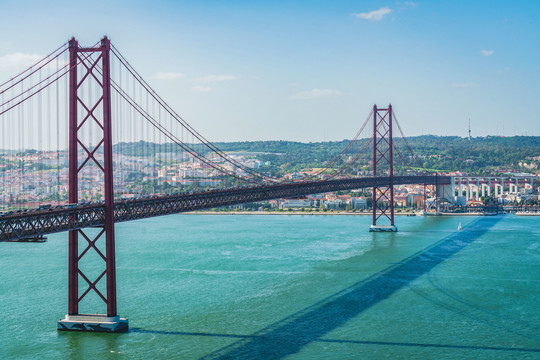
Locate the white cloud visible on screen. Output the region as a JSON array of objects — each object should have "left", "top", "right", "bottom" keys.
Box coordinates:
[
  {"left": 479, "top": 49, "right": 494, "bottom": 57},
  {"left": 194, "top": 74, "right": 236, "bottom": 84},
  {"left": 155, "top": 72, "right": 185, "bottom": 80},
  {"left": 192, "top": 85, "right": 212, "bottom": 92},
  {"left": 404, "top": 2, "right": 417, "bottom": 8},
  {"left": 0, "top": 52, "right": 43, "bottom": 71},
  {"left": 0, "top": 52, "right": 68, "bottom": 74},
  {"left": 352, "top": 7, "right": 392, "bottom": 21},
  {"left": 451, "top": 82, "right": 475, "bottom": 88},
  {"left": 291, "top": 88, "right": 342, "bottom": 99}
]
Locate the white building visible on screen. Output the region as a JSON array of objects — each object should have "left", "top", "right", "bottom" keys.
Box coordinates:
[
  {"left": 281, "top": 199, "right": 312, "bottom": 209},
  {"left": 351, "top": 197, "right": 367, "bottom": 210}
]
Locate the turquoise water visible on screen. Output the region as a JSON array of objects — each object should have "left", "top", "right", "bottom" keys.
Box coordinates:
[{"left": 1, "top": 214, "right": 539, "bottom": 359}]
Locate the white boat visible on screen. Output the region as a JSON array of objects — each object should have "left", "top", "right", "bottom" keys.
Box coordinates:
[{"left": 457, "top": 222, "right": 462, "bottom": 231}]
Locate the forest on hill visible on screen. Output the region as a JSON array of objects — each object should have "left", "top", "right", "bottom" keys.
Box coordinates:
[
  {"left": 114, "top": 136, "right": 540, "bottom": 176},
  {"left": 214, "top": 135, "right": 540, "bottom": 175}
]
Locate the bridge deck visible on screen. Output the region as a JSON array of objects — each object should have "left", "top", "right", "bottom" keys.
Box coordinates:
[{"left": 0, "top": 175, "right": 449, "bottom": 240}]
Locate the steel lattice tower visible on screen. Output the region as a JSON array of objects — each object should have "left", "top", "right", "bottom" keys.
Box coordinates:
[
  {"left": 58, "top": 37, "right": 127, "bottom": 332},
  {"left": 370, "top": 104, "right": 397, "bottom": 232}
]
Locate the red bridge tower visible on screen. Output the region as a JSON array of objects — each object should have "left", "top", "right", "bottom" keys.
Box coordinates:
[
  {"left": 57, "top": 37, "right": 128, "bottom": 332},
  {"left": 370, "top": 104, "right": 397, "bottom": 232}
]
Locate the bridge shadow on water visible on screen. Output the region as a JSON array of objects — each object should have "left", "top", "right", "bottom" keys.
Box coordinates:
[{"left": 134, "top": 216, "right": 539, "bottom": 358}]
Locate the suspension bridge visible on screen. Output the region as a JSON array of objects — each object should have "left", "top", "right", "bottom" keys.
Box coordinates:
[{"left": 0, "top": 37, "right": 449, "bottom": 332}]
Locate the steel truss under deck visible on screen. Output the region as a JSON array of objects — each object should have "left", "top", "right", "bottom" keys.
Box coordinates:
[{"left": 0, "top": 175, "right": 449, "bottom": 241}]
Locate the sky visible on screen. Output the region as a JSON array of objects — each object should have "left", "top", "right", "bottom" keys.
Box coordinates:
[{"left": 0, "top": 0, "right": 539, "bottom": 142}]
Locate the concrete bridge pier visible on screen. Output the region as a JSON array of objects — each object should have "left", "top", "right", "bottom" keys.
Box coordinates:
[
  {"left": 509, "top": 183, "right": 518, "bottom": 194},
  {"left": 451, "top": 176, "right": 456, "bottom": 204},
  {"left": 481, "top": 183, "right": 490, "bottom": 198},
  {"left": 494, "top": 183, "right": 503, "bottom": 197}
]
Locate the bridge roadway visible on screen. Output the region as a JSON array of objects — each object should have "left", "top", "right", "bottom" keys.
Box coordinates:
[{"left": 0, "top": 175, "right": 449, "bottom": 241}]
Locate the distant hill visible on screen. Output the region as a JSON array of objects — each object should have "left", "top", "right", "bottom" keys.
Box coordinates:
[
  {"left": 211, "top": 136, "right": 540, "bottom": 174},
  {"left": 403, "top": 135, "right": 540, "bottom": 174},
  {"left": 113, "top": 136, "right": 540, "bottom": 176}
]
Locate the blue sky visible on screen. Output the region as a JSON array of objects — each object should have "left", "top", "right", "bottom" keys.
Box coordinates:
[{"left": 0, "top": 0, "right": 539, "bottom": 141}]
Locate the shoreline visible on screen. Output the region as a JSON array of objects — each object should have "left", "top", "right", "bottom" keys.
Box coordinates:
[{"left": 184, "top": 211, "right": 504, "bottom": 216}]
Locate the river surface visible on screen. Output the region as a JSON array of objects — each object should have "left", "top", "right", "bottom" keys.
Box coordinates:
[{"left": 1, "top": 214, "right": 539, "bottom": 359}]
